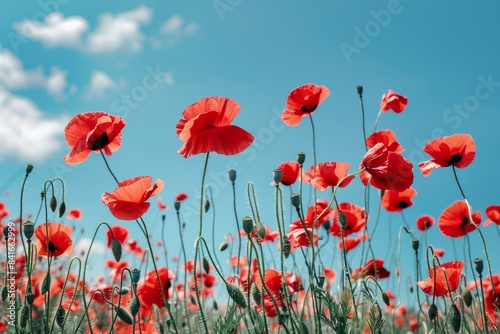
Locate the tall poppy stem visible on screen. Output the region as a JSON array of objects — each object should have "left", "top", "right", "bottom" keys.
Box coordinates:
[
  {"left": 175, "top": 206, "right": 190, "bottom": 333},
  {"left": 100, "top": 150, "right": 120, "bottom": 184},
  {"left": 357, "top": 86, "right": 368, "bottom": 151},
  {"left": 193, "top": 152, "right": 210, "bottom": 334},
  {"left": 230, "top": 177, "right": 242, "bottom": 277}
]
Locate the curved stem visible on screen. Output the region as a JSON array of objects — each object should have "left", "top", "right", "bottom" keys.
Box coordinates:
[{"left": 100, "top": 150, "right": 120, "bottom": 184}]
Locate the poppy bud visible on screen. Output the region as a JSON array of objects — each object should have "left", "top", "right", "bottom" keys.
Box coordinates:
[
  {"left": 58, "top": 201, "right": 66, "bottom": 218},
  {"left": 322, "top": 220, "right": 331, "bottom": 231},
  {"left": 131, "top": 269, "right": 141, "bottom": 284},
  {"left": 461, "top": 287, "right": 472, "bottom": 307},
  {"left": 428, "top": 303, "right": 438, "bottom": 321},
  {"left": 282, "top": 235, "right": 291, "bottom": 259},
  {"left": 23, "top": 221, "right": 35, "bottom": 240},
  {"left": 49, "top": 195, "right": 57, "bottom": 212},
  {"left": 227, "top": 283, "right": 247, "bottom": 308},
  {"left": 297, "top": 152, "right": 306, "bottom": 165},
  {"left": 411, "top": 238, "right": 419, "bottom": 252},
  {"left": 204, "top": 199, "right": 210, "bottom": 213},
  {"left": 256, "top": 221, "right": 266, "bottom": 239},
  {"left": 228, "top": 169, "right": 237, "bottom": 183},
  {"left": 450, "top": 303, "right": 461, "bottom": 333},
  {"left": 19, "top": 305, "right": 29, "bottom": 328},
  {"left": 251, "top": 283, "right": 261, "bottom": 304},
  {"left": 242, "top": 216, "right": 254, "bottom": 236},
  {"left": 202, "top": 257, "right": 210, "bottom": 274},
  {"left": 338, "top": 210, "right": 348, "bottom": 229},
  {"left": 118, "top": 287, "right": 129, "bottom": 295},
  {"left": 130, "top": 295, "right": 140, "bottom": 316},
  {"left": 409, "top": 285, "right": 414, "bottom": 293},
  {"left": 213, "top": 300, "right": 218, "bottom": 311},
  {"left": 111, "top": 238, "right": 122, "bottom": 262},
  {"left": 474, "top": 258, "right": 483, "bottom": 275},
  {"left": 56, "top": 305, "right": 65, "bottom": 327},
  {"left": 290, "top": 193, "right": 301, "bottom": 209},
  {"left": 116, "top": 306, "right": 133, "bottom": 325},
  {"left": 382, "top": 292, "right": 390, "bottom": 306},
  {"left": 1, "top": 286, "right": 7, "bottom": 301},
  {"left": 356, "top": 85, "right": 363, "bottom": 97},
  {"left": 161, "top": 214, "right": 166, "bottom": 223},
  {"left": 25, "top": 292, "right": 34, "bottom": 305},
  {"left": 26, "top": 164, "right": 34, "bottom": 175},
  {"left": 219, "top": 241, "right": 228, "bottom": 252},
  {"left": 41, "top": 274, "right": 50, "bottom": 295},
  {"left": 174, "top": 201, "right": 181, "bottom": 211},
  {"left": 273, "top": 169, "right": 283, "bottom": 185}
]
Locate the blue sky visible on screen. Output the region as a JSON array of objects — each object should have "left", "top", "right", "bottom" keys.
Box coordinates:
[{"left": 1, "top": 0, "right": 500, "bottom": 293}]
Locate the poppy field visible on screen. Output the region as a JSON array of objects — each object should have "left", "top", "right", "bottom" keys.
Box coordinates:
[{"left": 1, "top": 84, "right": 500, "bottom": 334}]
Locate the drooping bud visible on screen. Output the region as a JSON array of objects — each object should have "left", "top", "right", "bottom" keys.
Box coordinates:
[
  {"left": 411, "top": 238, "right": 420, "bottom": 252},
  {"left": 58, "top": 201, "right": 66, "bottom": 218},
  {"left": 228, "top": 169, "right": 237, "bottom": 183},
  {"left": 227, "top": 283, "right": 247, "bottom": 308},
  {"left": 461, "top": 287, "right": 472, "bottom": 307},
  {"left": 50, "top": 195, "right": 57, "bottom": 212},
  {"left": 219, "top": 241, "right": 228, "bottom": 252},
  {"left": 256, "top": 221, "right": 266, "bottom": 239},
  {"left": 204, "top": 199, "right": 210, "bottom": 213},
  {"left": 382, "top": 292, "right": 390, "bottom": 306},
  {"left": 111, "top": 238, "right": 122, "bottom": 262},
  {"left": 202, "top": 257, "right": 210, "bottom": 274},
  {"left": 273, "top": 169, "right": 283, "bottom": 185},
  {"left": 242, "top": 216, "right": 254, "bottom": 236},
  {"left": 297, "top": 152, "right": 305, "bottom": 165},
  {"left": 116, "top": 306, "right": 133, "bottom": 325},
  {"left": 428, "top": 303, "right": 438, "bottom": 321}
]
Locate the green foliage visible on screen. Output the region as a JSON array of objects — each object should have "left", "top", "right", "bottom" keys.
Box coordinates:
[{"left": 213, "top": 305, "right": 243, "bottom": 334}]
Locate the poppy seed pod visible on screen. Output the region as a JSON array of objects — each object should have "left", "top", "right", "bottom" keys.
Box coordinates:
[
  {"left": 290, "top": 193, "right": 301, "bottom": 209},
  {"left": 23, "top": 221, "right": 35, "bottom": 240},
  {"left": 3, "top": 226, "right": 9, "bottom": 239},
  {"left": 242, "top": 216, "right": 254, "bottom": 235},
  {"left": 273, "top": 169, "right": 283, "bottom": 185},
  {"left": 356, "top": 85, "right": 363, "bottom": 97},
  {"left": 411, "top": 238, "right": 419, "bottom": 252},
  {"left": 174, "top": 201, "right": 181, "bottom": 211},
  {"left": 474, "top": 258, "right": 484, "bottom": 275},
  {"left": 228, "top": 169, "right": 237, "bottom": 183},
  {"left": 26, "top": 164, "right": 34, "bottom": 175},
  {"left": 131, "top": 269, "right": 141, "bottom": 284},
  {"left": 297, "top": 152, "right": 306, "bottom": 165}
]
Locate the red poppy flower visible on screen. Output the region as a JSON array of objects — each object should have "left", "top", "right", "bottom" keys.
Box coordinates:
[
  {"left": 66, "top": 208, "right": 82, "bottom": 220},
  {"left": 282, "top": 84, "right": 330, "bottom": 126},
  {"left": 417, "top": 261, "right": 465, "bottom": 297},
  {"left": 352, "top": 259, "right": 390, "bottom": 280},
  {"left": 304, "top": 199, "right": 334, "bottom": 229},
  {"left": 310, "top": 162, "right": 354, "bottom": 191},
  {"left": 419, "top": 134, "right": 476, "bottom": 176},
  {"left": 380, "top": 90, "right": 408, "bottom": 113},
  {"left": 276, "top": 161, "right": 300, "bottom": 186},
  {"left": 366, "top": 130, "right": 403, "bottom": 153},
  {"left": 468, "top": 274, "right": 500, "bottom": 328},
  {"left": 434, "top": 248, "right": 445, "bottom": 257},
  {"left": 330, "top": 202, "right": 367, "bottom": 238},
  {"left": 102, "top": 176, "right": 164, "bottom": 220},
  {"left": 176, "top": 192, "right": 188, "bottom": 201},
  {"left": 175, "top": 96, "right": 254, "bottom": 158},
  {"left": 283, "top": 228, "right": 319, "bottom": 253},
  {"left": 438, "top": 200, "right": 481, "bottom": 238},
  {"left": 34, "top": 222, "right": 73, "bottom": 257},
  {"left": 484, "top": 205, "right": 500, "bottom": 226},
  {"left": 337, "top": 235, "right": 361, "bottom": 252},
  {"left": 137, "top": 267, "right": 174, "bottom": 315},
  {"left": 324, "top": 267, "right": 337, "bottom": 282},
  {"left": 359, "top": 142, "right": 413, "bottom": 191},
  {"left": 63, "top": 111, "right": 126, "bottom": 164},
  {"left": 301, "top": 165, "right": 315, "bottom": 183},
  {"left": 381, "top": 187, "right": 417, "bottom": 213},
  {"left": 106, "top": 225, "right": 129, "bottom": 247},
  {"left": 157, "top": 197, "right": 168, "bottom": 210},
  {"left": 416, "top": 214, "right": 435, "bottom": 231}
]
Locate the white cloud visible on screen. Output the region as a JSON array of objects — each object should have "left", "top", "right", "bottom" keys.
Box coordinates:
[
  {"left": 87, "top": 6, "right": 152, "bottom": 53},
  {"left": 46, "top": 67, "right": 68, "bottom": 100},
  {"left": 73, "top": 238, "right": 107, "bottom": 257},
  {"left": 13, "top": 12, "right": 89, "bottom": 48},
  {"left": 159, "top": 15, "right": 199, "bottom": 47},
  {"left": 85, "top": 71, "right": 116, "bottom": 100},
  {"left": 0, "top": 88, "right": 68, "bottom": 162},
  {"left": 0, "top": 49, "right": 45, "bottom": 90}
]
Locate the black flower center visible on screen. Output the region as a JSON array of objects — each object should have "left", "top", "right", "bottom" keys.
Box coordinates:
[
  {"left": 301, "top": 104, "right": 317, "bottom": 113},
  {"left": 91, "top": 132, "right": 110, "bottom": 150},
  {"left": 48, "top": 241, "right": 57, "bottom": 252},
  {"left": 447, "top": 153, "right": 462, "bottom": 166},
  {"left": 460, "top": 217, "right": 469, "bottom": 227},
  {"left": 397, "top": 201, "right": 409, "bottom": 209}
]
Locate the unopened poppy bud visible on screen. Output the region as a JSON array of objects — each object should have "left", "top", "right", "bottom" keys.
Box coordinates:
[
  {"left": 116, "top": 306, "right": 133, "bottom": 325},
  {"left": 227, "top": 283, "right": 247, "bottom": 308},
  {"left": 174, "top": 201, "right": 181, "bottom": 211},
  {"left": 26, "top": 164, "right": 34, "bottom": 175},
  {"left": 23, "top": 221, "right": 35, "bottom": 240},
  {"left": 111, "top": 238, "right": 122, "bottom": 262},
  {"left": 273, "top": 169, "right": 283, "bottom": 185},
  {"left": 450, "top": 303, "right": 461, "bottom": 333},
  {"left": 411, "top": 238, "right": 419, "bottom": 252},
  {"left": 382, "top": 292, "right": 390, "bottom": 306},
  {"left": 161, "top": 214, "right": 166, "bottom": 223},
  {"left": 242, "top": 216, "right": 254, "bottom": 235},
  {"left": 19, "top": 305, "right": 29, "bottom": 328},
  {"left": 251, "top": 283, "right": 261, "bottom": 304},
  {"left": 204, "top": 199, "right": 210, "bottom": 213},
  {"left": 282, "top": 235, "right": 291, "bottom": 259},
  {"left": 202, "top": 257, "right": 210, "bottom": 274},
  {"left": 131, "top": 269, "right": 141, "bottom": 284},
  {"left": 256, "top": 221, "right": 266, "bottom": 239},
  {"left": 59, "top": 201, "right": 66, "bottom": 218},
  {"left": 213, "top": 300, "right": 218, "bottom": 311},
  {"left": 409, "top": 285, "right": 414, "bottom": 293},
  {"left": 25, "top": 292, "right": 34, "bottom": 305},
  {"left": 338, "top": 210, "right": 348, "bottom": 229},
  {"left": 130, "top": 295, "right": 140, "bottom": 316},
  {"left": 474, "top": 258, "right": 483, "bottom": 275},
  {"left": 50, "top": 195, "right": 57, "bottom": 212},
  {"left": 356, "top": 85, "right": 363, "bottom": 97},
  {"left": 297, "top": 152, "right": 305, "bottom": 165},
  {"left": 41, "top": 274, "right": 50, "bottom": 295},
  {"left": 219, "top": 241, "right": 228, "bottom": 252},
  {"left": 461, "top": 287, "right": 473, "bottom": 307},
  {"left": 322, "top": 220, "right": 331, "bottom": 231},
  {"left": 55, "top": 305, "right": 65, "bottom": 327},
  {"left": 1, "top": 286, "right": 7, "bottom": 301},
  {"left": 428, "top": 303, "right": 438, "bottom": 321},
  {"left": 228, "top": 169, "right": 237, "bottom": 183},
  {"left": 290, "top": 193, "right": 301, "bottom": 209}
]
